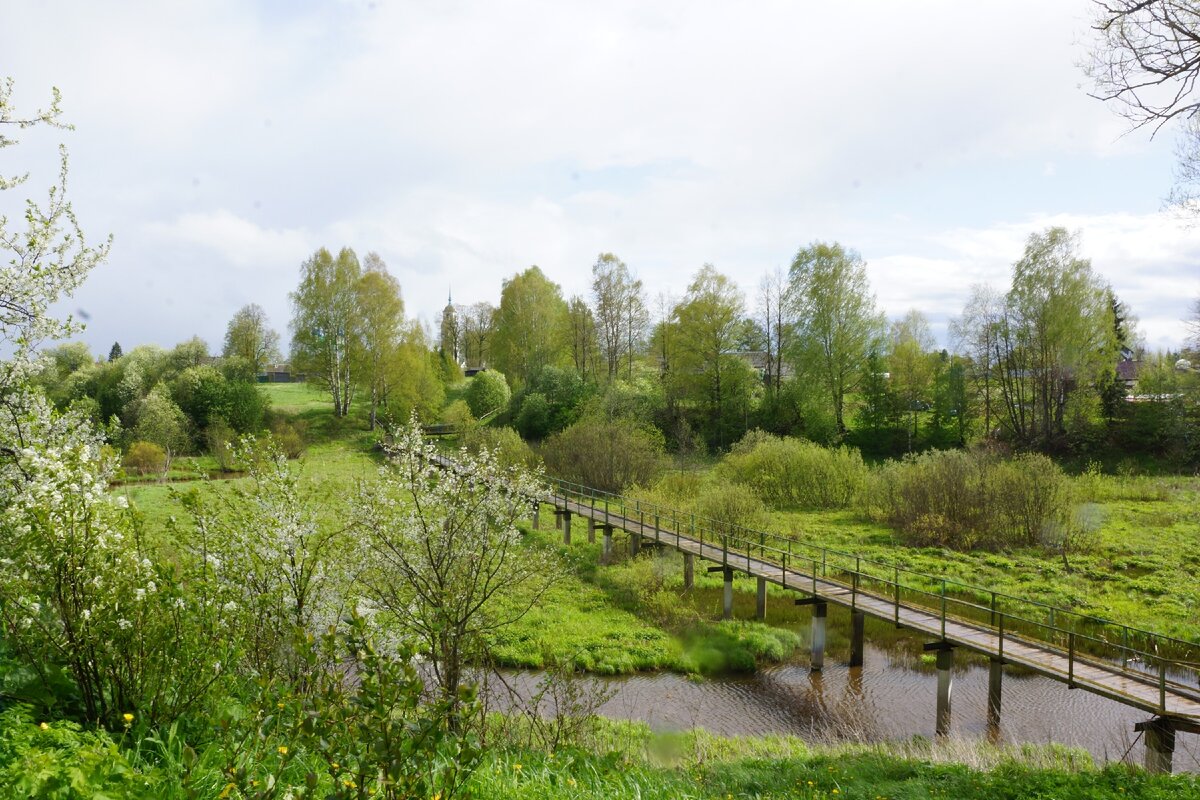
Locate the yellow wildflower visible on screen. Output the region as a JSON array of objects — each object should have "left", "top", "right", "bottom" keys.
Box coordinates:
[
  {"left": 513, "top": 763, "right": 522, "bottom": 771},
  {"left": 123, "top": 713, "right": 134, "bottom": 725},
  {"left": 278, "top": 745, "right": 288, "bottom": 755},
  {"left": 39, "top": 722, "right": 49, "bottom": 731}
]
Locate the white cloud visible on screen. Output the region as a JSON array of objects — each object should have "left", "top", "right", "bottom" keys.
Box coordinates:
[{"left": 9, "top": 1, "right": 1194, "bottom": 355}]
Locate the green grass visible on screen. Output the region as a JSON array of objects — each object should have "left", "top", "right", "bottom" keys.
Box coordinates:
[
  {"left": 755, "top": 473, "right": 1200, "bottom": 643},
  {"left": 469, "top": 719, "right": 1199, "bottom": 799}
]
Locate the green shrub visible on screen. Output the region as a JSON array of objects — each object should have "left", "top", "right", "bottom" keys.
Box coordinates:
[
  {"left": 270, "top": 419, "right": 306, "bottom": 458},
  {"left": 466, "top": 370, "right": 511, "bottom": 418},
  {"left": 542, "top": 417, "right": 666, "bottom": 493},
  {"left": 442, "top": 399, "right": 474, "bottom": 426},
  {"left": 515, "top": 392, "right": 553, "bottom": 440},
  {"left": 0, "top": 706, "right": 155, "bottom": 799},
  {"left": 868, "top": 449, "right": 1078, "bottom": 551},
  {"left": 717, "top": 436, "right": 867, "bottom": 510},
  {"left": 460, "top": 424, "right": 541, "bottom": 471},
  {"left": 124, "top": 440, "right": 167, "bottom": 476},
  {"left": 692, "top": 483, "right": 767, "bottom": 535}
]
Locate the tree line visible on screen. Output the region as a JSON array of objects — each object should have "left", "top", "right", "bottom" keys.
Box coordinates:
[{"left": 433, "top": 231, "right": 1199, "bottom": 463}]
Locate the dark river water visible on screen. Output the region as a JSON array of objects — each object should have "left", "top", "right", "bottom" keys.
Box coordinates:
[{"left": 488, "top": 623, "right": 1199, "bottom": 774}]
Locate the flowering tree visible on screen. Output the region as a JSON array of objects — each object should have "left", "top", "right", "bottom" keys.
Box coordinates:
[
  {"left": 0, "top": 80, "right": 229, "bottom": 727},
  {"left": 177, "top": 436, "right": 349, "bottom": 680},
  {"left": 353, "top": 421, "right": 555, "bottom": 728}
]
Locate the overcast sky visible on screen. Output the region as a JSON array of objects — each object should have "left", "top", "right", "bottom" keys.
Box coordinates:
[{"left": 4, "top": 0, "right": 1198, "bottom": 354}]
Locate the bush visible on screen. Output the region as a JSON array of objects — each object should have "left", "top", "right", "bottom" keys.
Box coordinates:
[
  {"left": 442, "top": 399, "right": 474, "bottom": 426},
  {"left": 542, "top": 417, "right": 666, "bottom": 493},
  {"left": 867, "top": 449, "right": 1077, "bottom": 551},
  {"left": 459, "top": 424, "right": 541, "bottom": 471},
  {"left": 465, "top": 370, "right": 510, "bottom": 418},
  {"left": 0, "top": 706, "right": 155, "bottom": 798},
  {"left": 124, "top": 441, "right": 167, "bottom": 476},
  {"left": 269, "top": 419, "right": 306, "bottom": 458},
  {"left": 692, "top": 483, "right": 767, "bottom": 535},
  {"left": 515, "top": 392, "right": 553, "bottom": 440},
  {"left": 205, "top": 420, "right": 238, "bottom": 472},
  {"left": 717, "top": 436, "right": 867, "bottom": 510}
]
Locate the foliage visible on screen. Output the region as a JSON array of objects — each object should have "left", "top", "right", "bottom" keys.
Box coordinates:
[
  {"left": 125, "top": 440, "right": 167, "bottom": 476},
  {"left": 542, "top": 416, "right": 666, "bottom": 493},
  {"left": 788, "top": 241, "right": 885, "bottom": 436},
  {"left": 666, "top": 265, "right": 754, "bottom": 450},
  {"left": 691, "top": 483, "right": 767, "bottom": 534},
  {"left": 0, "top": 399, "right": 232, "bottom": 726},
  {"left": 995, "top": 228, "right": 1116, "bottom": 448},
  {"left": 466, "top": 369, "right": 511, "bottom": 418},
  {"left": 867, "top": 449, "right": 1080, "bottom": 552},
  {"left": 490, "top": 266, "right": 569, "bottom": 385},
  {"left": 514, "top": 391, "right": 552, "bottom": 439},
  {"left": 220, "top": 613, "right": 481, "bottom": 800},
  {"left": 460, "top": 424, "right": 541, "bottom": 470},
  {"left": 718, "top": 436, "right": 868, "bottom": 510},
  {"left": 222, "top": 303, "right": 281, "bottom": 375},
  {"left": 175, "top": 436, "right": 346, "bottom": 681},
  {"left": 355, "top": 421, "right": 556, "bottom": 725},
  {"left": 129, "top": 387, "right": 190, "bottom": 455},
  {"left": 591, "top": 253, "right": 647, "bottom": 381},
  {"left": 0, "top": 705, "right": 154, "bottom": 799},
  {"left": 289, "top": 247, "right": 362, "bottom": 417}
]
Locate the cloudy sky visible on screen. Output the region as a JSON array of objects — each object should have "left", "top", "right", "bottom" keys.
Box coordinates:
[{"left": 4, "top": 0, "right": 1198, "bottom": 353}]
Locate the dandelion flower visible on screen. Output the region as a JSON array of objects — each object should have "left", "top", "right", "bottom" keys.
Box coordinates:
[
  {"left": 122, "top": 713, "right": 134, "bottom": 724},
  {"left": 39, "top": 722, "right": 49, "bottom": 731},
  {"left": 278, "top": 745, "right": 288, "bottom": 755}
]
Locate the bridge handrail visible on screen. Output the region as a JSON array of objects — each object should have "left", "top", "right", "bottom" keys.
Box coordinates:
[
  {"left": 543, "top": 473, "right": 1200, "bottom": 688},
  {"left": 420, "top": 449, "right": 1200, "bottom": 712}
]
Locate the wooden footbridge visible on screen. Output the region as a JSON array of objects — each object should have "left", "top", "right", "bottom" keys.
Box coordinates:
[{"left": 427, "top": 453, "right": 1200, "bottom": 773}]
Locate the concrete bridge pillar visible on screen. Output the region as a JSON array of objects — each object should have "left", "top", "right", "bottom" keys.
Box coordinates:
[
  {"left": 630, "top": 531, "right": 641, "bottom": 557},
  {"left": 588, "top": 518, "right": 597, "bottom": 544},
  {"left": 683, "top": 553, "right": 694, "bottom": 589},
  {"left": 555, "top": 508, "right": 563, "bottom": 530},
  {"left": 1137, "top": 718, "right": 1177, "bottom": 774},
  {"left": 810, "top": 601, "right": 828, "bottom": 671},
  {"left": 602, "top": 525, "right": 613, "bottom": 560},
  {"left": 756, "top": 577, "right": 767, "bottom": 621},
  {"left": 987, "top": 657, "right": 1003, "bottom": 730},
  {"left": 722, "top": 567, "right": 735, "bottom": 620},
  {"left": 849, "top": 610, "right": 865, "bottom": 667},
  {"left": 934, "top": 646, "right": 955, "bottom": 737},
  {"left": 562, "top": 511, "right": 572, "bottom": 545}
]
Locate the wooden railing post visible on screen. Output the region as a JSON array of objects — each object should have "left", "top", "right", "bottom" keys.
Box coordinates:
[
  {"left": 894, "top": 566, "right": 900, "bottom": 626},
  {"left": 1068, "top": 633, "right": 1075, "bottom": 688},
  {"left": 941, "top": 579, "right": 947, "bottom": 640}
]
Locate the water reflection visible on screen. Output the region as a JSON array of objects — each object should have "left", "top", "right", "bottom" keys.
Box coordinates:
[{"left": 488, "top": 641, "right": 1200, "bottom": 774}]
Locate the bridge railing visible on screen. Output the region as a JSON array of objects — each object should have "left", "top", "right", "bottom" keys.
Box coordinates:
[{"left": 542, "top": 474, "right": 1200, "bottom": 713}]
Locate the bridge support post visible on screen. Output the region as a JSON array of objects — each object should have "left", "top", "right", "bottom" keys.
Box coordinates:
[
  {"left": 683, "top": 553, "right": 694, "bottom": 589},
  {"left": 602, "top": 525, "right": 613, "bottom": 560},
  {"left": 562, "top": 511, "right": 572, "bottom": 545},
  {"left": 588, "top": 518, "right": 597, "bottom": 544},
  {"left": 1136, "top": 718, "right": 1177, "bottom": 774},
  {"left": 756, "top": 577, "right": 767, "bottom": 620},
  {"left": 849, "top": 610, "right": 865, "bottom": 667},
  {"left": 810, "top": 601, "right": 828, "bottom": 671},
  {"left": 722, "top": 567, "right": 734, "bottom": 620},
  {"left": 630, "top": 531, "right": 641, "bottom": 557},
  {"left": 555, "top": 508, "right": 563, "bottom": 531},
  {"left": 931, "top": 646, "right": 955, "bottom": 737},
  {"left": 987, "top": 657, "right": 1003, "bottom": 730}
]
